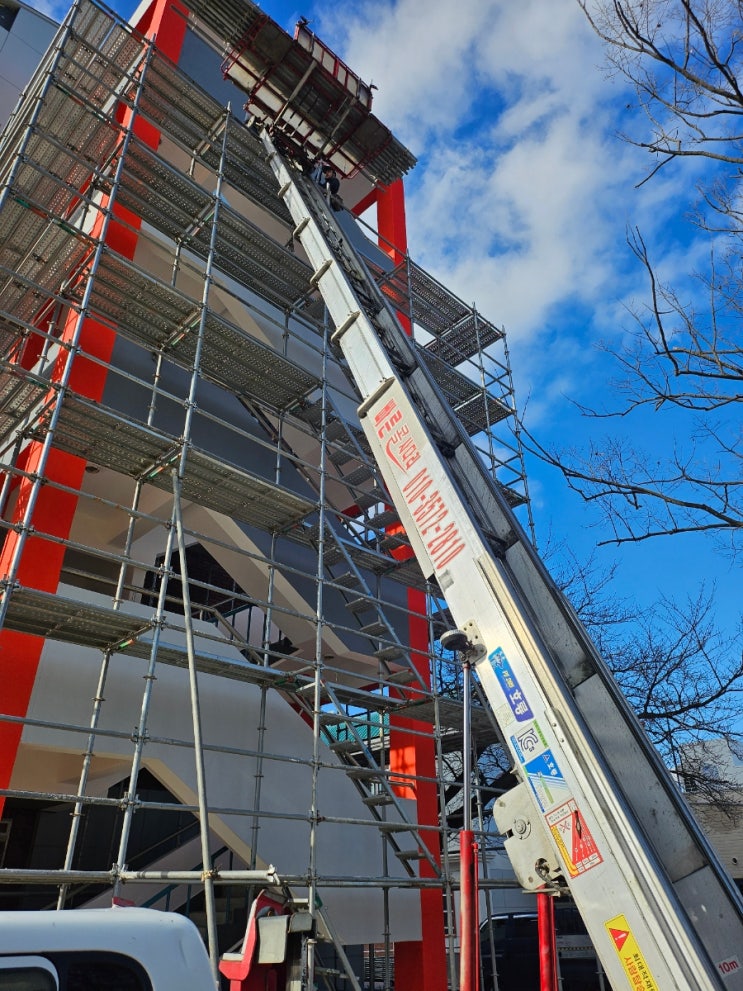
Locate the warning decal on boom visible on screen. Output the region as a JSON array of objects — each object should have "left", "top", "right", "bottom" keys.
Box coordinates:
[
  {"left": 606, "top": 915, "right": 659, "bottom": 991},
  {"left": 546, "top": 799, "right": 603, "bottom": 877}
]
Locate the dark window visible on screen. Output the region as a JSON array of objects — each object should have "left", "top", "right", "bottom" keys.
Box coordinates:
[
  {"left": 47, "top": 953, "right": 152, "bottom": 991},
  {"left": 0, "top": 4, "right": 19, "bottom": 32},
  {"left": 480, "top": 908, "right": 606, "bottom": 991},
  {"left": 143, "top": 543, "right": 247, "bottom": 617},
  {"left": 0, "top": 968, "right": 56, "bottom": 991}
]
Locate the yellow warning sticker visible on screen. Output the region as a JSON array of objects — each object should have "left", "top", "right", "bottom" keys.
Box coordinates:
[{"left": 605, "top": 915, "right": 659, "bottom": 991}]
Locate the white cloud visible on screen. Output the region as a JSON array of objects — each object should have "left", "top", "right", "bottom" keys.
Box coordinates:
[{"left": 314, "top": 0, "right": 714, "bottom": 425}]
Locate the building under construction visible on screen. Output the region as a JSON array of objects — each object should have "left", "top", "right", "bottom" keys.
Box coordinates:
[{"left": 0, "top": 0, "right": 538, "bottom": 988}]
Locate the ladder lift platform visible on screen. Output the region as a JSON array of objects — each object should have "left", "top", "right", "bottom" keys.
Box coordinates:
[{"left": 182, "top": 0, "right": 416, "bottom": 188}]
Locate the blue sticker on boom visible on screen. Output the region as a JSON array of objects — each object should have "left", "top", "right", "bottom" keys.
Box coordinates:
[
  {"left": 523, "top": 748, "right": 570, "bottom": 812},
  {"left": 489, "top": 646, "right": 533, "bottom": 722}
]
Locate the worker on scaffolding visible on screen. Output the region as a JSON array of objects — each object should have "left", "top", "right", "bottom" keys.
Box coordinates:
[{"left": 316, "top": 161, "right": 343, "bottom": 211}]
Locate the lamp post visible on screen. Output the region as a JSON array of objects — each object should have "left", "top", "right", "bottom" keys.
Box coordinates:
[{"left": 441, "top": 630, "right": 479, "bottom": 991}]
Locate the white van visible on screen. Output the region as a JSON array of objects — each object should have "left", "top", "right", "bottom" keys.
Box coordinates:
[{"left": 0, "top": 908, "right": 216, "bottom": 990}]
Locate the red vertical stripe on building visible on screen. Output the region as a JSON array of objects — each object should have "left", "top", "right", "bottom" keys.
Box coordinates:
[{"left": 0, "top": 0, "right": 188, "bottom": 813}]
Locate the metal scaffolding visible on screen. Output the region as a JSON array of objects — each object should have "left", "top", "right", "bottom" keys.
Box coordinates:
[{"left": 0, "top": 0, "right": 533, "bottom": 983}]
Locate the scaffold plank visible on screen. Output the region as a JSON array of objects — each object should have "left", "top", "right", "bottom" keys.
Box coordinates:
[
  {"left": 424, "top": 312, "right": 503, "bottom": 365},
  {"left": 117, "top": 137, "right": 312, "bottom": 309},
  {"left": 0, "top": 586, "right": 418, "bottom": 715},
  {"left": 0, "top": 197, "right": 93, "bottom": 321},
  {"left": 368, "top": 257, "right": 504, "bottom": 362},
  {"left": 78, "top": 250, "right": 318, "bottom": 410},
  {"left": 417, "top": 348, "right": 510, "bottom": 433},
  {"left": 142, "top": 53, "right": 293, "bottom": 225},
  {"left": 0, "top": 362, "right": 50, "bottom": 445},
  {"left": 32, "top": 393, "right": 317, "bottom": 532},
  {"left": 0, "top": 586, "right": 151, "bottom": 650}
]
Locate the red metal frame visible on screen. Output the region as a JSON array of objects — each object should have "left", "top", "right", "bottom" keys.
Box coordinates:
[
  {"left": 538, "top": 892, "right": 559, "bottom": 991},
  {"left": 293, "top": 20, "right": 373, "bottom": 110},
  {"left": 222, "top": 15, "right": 387, "bottom": 180}
]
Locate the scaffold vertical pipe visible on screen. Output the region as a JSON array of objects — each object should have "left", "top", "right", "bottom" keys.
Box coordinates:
[
  {"left": 430, "top": 643, "right": 460, "bottom": 991},
  {"left": 474, "top": 771, "right": 499, "bottom": 991},
  {"left": 501, "top": 329, "right": 536, "bottom": 544},
  {"left": 537, "top": 892, "right": 558, "bottom": 991},
  {"left": 59, "top": 460, "right": 152, "bottom": 907},
  {"left": 113, "top": 516, "right": 177, "bottom": 887},
  {"left": 307, "top": 312, "right": 332, "bottom": 989},
  {"left": 0, "top": 36, "right": 153, "bottom": 630},
  {"left": 172, "top": 470, "right": 219, "bottom": 982},
  {"left": 459, "top": 644, "right": 479, "bottom": 991},
  {"left": 163, "top": 107, "right": 233, "bottom": 981}
]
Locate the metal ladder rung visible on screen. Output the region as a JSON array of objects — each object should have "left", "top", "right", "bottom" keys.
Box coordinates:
[
  {"left": 366, "top": 508, "right": 400, "bottom": 529},
  {"left": 329, "top": 448, "right": 354, "bottom": 466},
  {"left": 346, "top": 596, "right": 374, "bottom": 614},
  {"left": 355, "top": 488, "right": 387, "bottom": 509},
  {"left": 376, "top": 646, "right": 405, "bottom": 663},
  {"left": 344, "top": 464, "right": 375, "bottom": 486},
  {"left": 345, "top": 767, "right": 383, "bottom": 780},
  {"left": 362, "top": 793, "right": 393, "bottom": 807},
  {"left": 319, "top": 711, "right": 346, "bottom": 725},
  {"left": 359, "top": 621, "right": 387, "bottom": 637},
  {"left": 330, "top": 738, "right": 362, "bottom": 753},
  {"left": 334, "top": 572, "right": 361, "bottom": 589}
]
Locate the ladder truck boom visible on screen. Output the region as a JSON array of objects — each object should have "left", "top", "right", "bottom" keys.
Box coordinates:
[{"left": 262, "top": 132, "right": 743, "bottom": 991}]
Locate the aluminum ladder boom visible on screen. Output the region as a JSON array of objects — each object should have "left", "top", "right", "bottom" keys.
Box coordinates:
[{"left": 262, "top": 131, "right": 743, "bottom": 991}]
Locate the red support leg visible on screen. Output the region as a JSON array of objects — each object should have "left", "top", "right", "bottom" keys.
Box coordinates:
[
  {"left": 460, "top": 830, "right": 480, "bottom": 991},
  {"left": 537, "top": 892, "right": 559, "bottom": 991}
]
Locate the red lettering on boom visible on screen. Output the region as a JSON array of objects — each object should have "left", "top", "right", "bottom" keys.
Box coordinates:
[
  {"left": 374, "top": 399, "right": 402, "bottom": 439},
  {"left": 412, "top": 490, "right": 447, "bottom": 535},
  {"left": 401, "top": 460, "right": 465, "bottom": 569},
  {"left": 427, "top": 522, "right": 465, "bottom": 569},
  {"left": 384, "top": 424, "right": 421, "bottom": 471},
  {"left": 402, "top": 466, "right": 432, "bottom": 502}
]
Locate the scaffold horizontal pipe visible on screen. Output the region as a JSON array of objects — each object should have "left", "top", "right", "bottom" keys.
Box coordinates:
[{"left": 0, "top": 868, "right": 519, "bottom": 891}]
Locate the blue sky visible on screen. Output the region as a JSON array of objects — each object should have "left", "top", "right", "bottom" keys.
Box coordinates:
[{"left": 25, "top": 0, "right": 741, "bottom": 644}]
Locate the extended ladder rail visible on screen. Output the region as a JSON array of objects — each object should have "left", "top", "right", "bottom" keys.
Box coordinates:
[{"left": 261, "top": 131, "right": 743, "bottom": 991}]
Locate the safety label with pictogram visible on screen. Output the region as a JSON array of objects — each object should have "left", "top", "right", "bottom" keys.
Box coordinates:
[
  {"left": 606, "top": 914, "right": 659, "bottom": 991},
  {"left": 546, "top": 799, "right": 603, "bottom": 876}
]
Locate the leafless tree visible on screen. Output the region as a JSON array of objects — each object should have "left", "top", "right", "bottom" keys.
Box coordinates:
[
  {"left": 578, "top": 0, "right": 743, "bottom": 176},
  {"left": 532, "top": 1, "right": 743, "bottom": 553}
]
